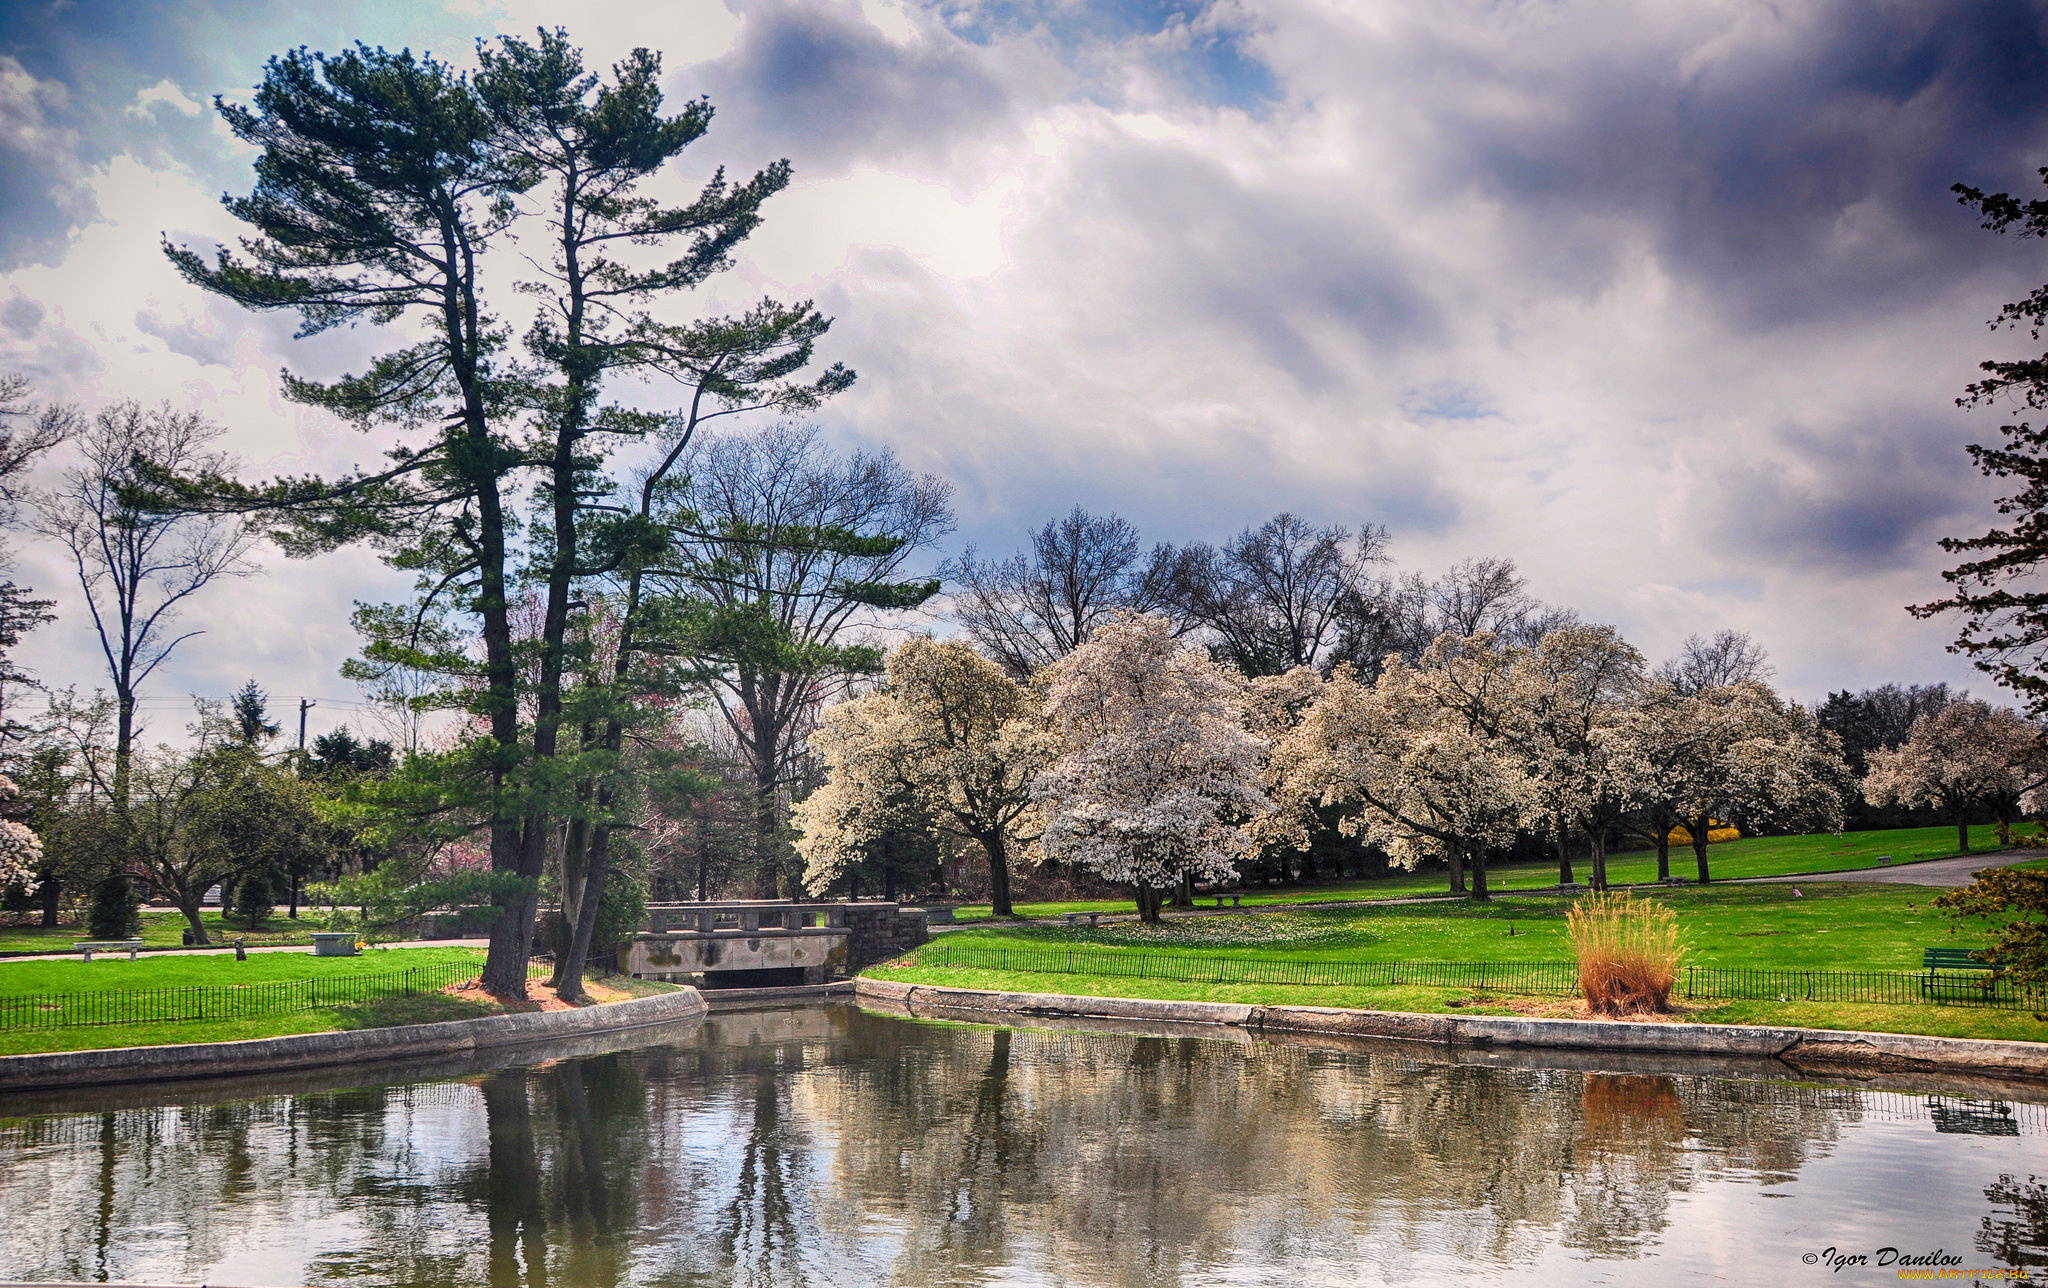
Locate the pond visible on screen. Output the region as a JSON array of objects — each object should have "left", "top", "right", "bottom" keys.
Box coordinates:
[{"left": 1, "top": 1002, "right": 2045, "bottom": 1286}]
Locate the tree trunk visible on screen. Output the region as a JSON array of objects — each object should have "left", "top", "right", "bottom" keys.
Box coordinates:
[
  {"left": 1174, "top": 871, "right": 1194, "bottom": 909},
  {"left": 178, "top": 897, "right": 208, "bottom": 946},
  {"left": 1957, "top": 809, "right": 1971, "bottom": 855},
  {"left": 1447, "top": 848, "right": 1467, "bottom": 894},
  {"left": 1692, "top": 821, "right": 1712, "bottom": 885},
  {"left": 288, "top": 873, "right": 300, "bottom": 920},
  {"left": 1135, "top": 884, "right": 1164, "bottom": 924},
  {"left": 1588, "top": 828, "right": 1608, "bottom": 892},
  {"left": 554, "top": 823, "right": 611, "bottom": 1004},
  {"left": 1468, "top": 849, "right": 1489, "bottom": 902},
  {"left": 1555, "top": 818, "right": 1574, "bottom": 886},
  {"left": 38, "top": 877, "right": 59, "bottom": 928},
  {"left": 985, "top": 834, "right": 1014, "bottom": 918},
  {"left": 1655, "top": 834, "right": 1670, "bottom": 883}
]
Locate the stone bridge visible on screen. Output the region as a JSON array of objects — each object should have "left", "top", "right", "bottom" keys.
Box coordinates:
[{"left": 623, "top": 901, "right": 929, "bottom": 986}]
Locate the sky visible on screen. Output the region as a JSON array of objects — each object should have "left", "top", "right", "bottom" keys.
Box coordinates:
[{"left": 0, "top": 0, "right": 2044, "bottom": 746}]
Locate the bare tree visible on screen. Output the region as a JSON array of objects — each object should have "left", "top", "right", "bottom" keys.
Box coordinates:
[
  {"left": 948, "top": 506, "right": 1176, "bottom": 677},
  {"left": 1165, "top": 512, "right": 1389, "bottom": 676},
  {"left": 1337, "top": 556, "right": 1574, "bottom": 676},
  {"left": 1657, "top": 629, "right": 1773, "bottom": 695},
  {"left": 34, "top": 403, "right": 257, "bottom": 809},
  {"left": 652, "top": 424, "right": 953, "bottom": 896}
]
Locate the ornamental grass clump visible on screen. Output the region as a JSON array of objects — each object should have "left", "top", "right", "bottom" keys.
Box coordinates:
[{"left": 1568, "top": 892, "right": 1686, "bottom": 1016}]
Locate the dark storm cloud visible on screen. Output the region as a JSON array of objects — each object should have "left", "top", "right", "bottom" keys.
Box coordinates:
[
  {"left": 1434, "top": 0, "right": 2048, "bottom": 327},
  {"left": 691, "top": 0, "right": 1034, "bottom": 171},
  {"left": 1704, "top": 412, "right": 1986, "bottom": 574}
]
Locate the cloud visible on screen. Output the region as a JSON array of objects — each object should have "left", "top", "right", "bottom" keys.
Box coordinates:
[
  {"left": 125, "top": 78, "right": 202, "bottom": 118},
  {"left": 0, "top": 0, "right": 2042, "bottom": 720},
  {"left": 0, "top": 54, "right": 92, "bottom": 270}
]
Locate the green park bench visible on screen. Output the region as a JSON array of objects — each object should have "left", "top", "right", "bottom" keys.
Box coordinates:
[
  {"left": 73, "top": 939, "right": 144, "bottom": 962},
  {"left": 1922, "top": 947, "right": 1997, "bottom": 999}
]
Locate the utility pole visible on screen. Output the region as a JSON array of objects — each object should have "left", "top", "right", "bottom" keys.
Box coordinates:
[{"left": 298, "top": 698, "right": 316, "bottom": 753}]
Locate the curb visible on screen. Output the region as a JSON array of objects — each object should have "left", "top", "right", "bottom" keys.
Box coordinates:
[
  {"left": 853, "top": 977, "right": 2048, "bottom": 1080},
  {"left": 0, "top": 986, "right": 707, "bottom": 1092}
]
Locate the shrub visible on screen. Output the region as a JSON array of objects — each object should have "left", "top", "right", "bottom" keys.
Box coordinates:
[
  {"left": 231, "top": 868, "right": 275, "bottom": 929},
  {"left": 1569, "top": 891, "right": 1686, "bottom": 1016},
  {"left": 87, "top": 869, "right": 140, "bottom": 940}
]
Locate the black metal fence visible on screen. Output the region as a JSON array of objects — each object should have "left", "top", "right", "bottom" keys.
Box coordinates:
[
  {"left": 0, "top": 953, "right": 555, "bottom": 1031},
  {"left": 1680, "top": 965, "right": 2048, "bottom": 1011},
  {"left": 926, "top": 944, "right": 2048, "bottom": 1012}
]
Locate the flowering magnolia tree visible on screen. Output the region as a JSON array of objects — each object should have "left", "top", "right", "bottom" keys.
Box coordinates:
[
  {"left": 1866, "top": 700, "right": 2046, "bottom": 854},
  {"left": 1268, "top": 649, "right": 1538, "bottom": 901},
  {"left": 0, "top": 775, "right": 38, "bottom": 896},
  {"left": 1628, "top": 680, "right": 1849, "bottom": 884},
  {"left": 793, "top": 637, "right": 1055, "bottom": 915},
  {"left": 1032, "top": 613, "right": 1267, "bottom": 922}
]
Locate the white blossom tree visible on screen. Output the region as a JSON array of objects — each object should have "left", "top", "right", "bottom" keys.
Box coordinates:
[
  {"left": 1461, "top": 625, "right": 1649, "bottom": 892},
  {"left": 0, "top": 775, "right": 39, "bottom": 896},
  {"left": 1644, "top": 681, "right": 1850, "bottom": 883},
  {"left": 1267, "top": 653, "right": 1537, "bottom": 901},
  {"left": 1032, "top": 613, "right": 1267, "bottom": 922},
  {"left": 793, "top": 637, "right": 1055, "bottom": 915},
  {"left": 1866, "top": 700, "right": 2045, "bottom": 855}
]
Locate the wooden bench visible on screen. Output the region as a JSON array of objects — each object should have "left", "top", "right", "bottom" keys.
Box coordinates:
[
  {"left": 1061, "top": 911, "right": 1103, "bottom": 928},
  {"left": 73, "top": 939, "right": 144, "bottom": 963},
  {"left": 1923, "top": 946, "right": 1996, "bottom": 998},
  {"left": 1212, "top": 894, "right": 1242, "bottom": 908}
]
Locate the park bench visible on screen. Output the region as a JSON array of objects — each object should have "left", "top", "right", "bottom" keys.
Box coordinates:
[
  {"left": 73, "top": 939, "right": 144, "bottom": 962},
  {"left": 1061, "top": 911, "right": 1103, "bottom": 928},
  {"left": 1212, "top": 894, "right": 1242, "bottom": 908},
  {"left": 1922, "top": 947, "right": 1997, "bottom": 999}
]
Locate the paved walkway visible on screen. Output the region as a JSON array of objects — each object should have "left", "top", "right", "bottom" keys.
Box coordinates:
[{"left": 1745, "top": 853, "right": 2025, "bottom": 889}]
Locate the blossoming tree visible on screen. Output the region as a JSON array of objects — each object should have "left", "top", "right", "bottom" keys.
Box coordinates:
[
  {"left": 1032, "top": 613, "right": 1267, "bottom": 923},
  {"left": 1865, "top": 699, "right": 2045, "bottom": 854},
  {"left": 0, "top": 776, "right": 39, "bottom": 897},
  {"left": 1268, "top": 647, "right": 1537, "bottom": 901},
  {"left": 793, "top": 638, "right": 1055, "bottom": 915}
]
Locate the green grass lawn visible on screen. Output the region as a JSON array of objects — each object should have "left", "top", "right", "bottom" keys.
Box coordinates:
[
  {"left": 0, "top": 948, "right": 677, "bottom": 1056},
  {"left": 870, "top": 881, "right": 2048, "bottom": 1043},
  {"left": 927, "top": 883, "right": 1966, "bottom": 972},
  {"left": 948, "top": 823, "right": 2025, "bottom": 920},
  {"left": 0, "top": 908, "right": 346, "bottom": 955},
  {"left": 0, "top": 945, "right": 491, "bottom": 996}
]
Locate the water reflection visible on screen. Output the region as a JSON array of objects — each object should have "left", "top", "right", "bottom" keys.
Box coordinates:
[{"left": 0, "top": 1004, "right": 2044, "bottom": 1286}]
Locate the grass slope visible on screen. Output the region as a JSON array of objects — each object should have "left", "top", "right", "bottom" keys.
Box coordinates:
[
  {"left": 870, "top": 881, "right": 2048, "bottom": 1043},
  {"left": 0, "top": 946, "right": 491, "bottom": 996},
  {"left": 0, "top": 909, "right": 344, "bottom": 955},
  {"left": 949, "top": 823, "right": 2024, "bottom": 920}
]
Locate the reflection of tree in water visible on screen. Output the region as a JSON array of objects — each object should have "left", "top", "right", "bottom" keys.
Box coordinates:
[
  {"left": 0, "top": 1008, "right": 2030, "bottom": 1288},
  {"left": 797, "top": 1015, "right": 1876, "bottom": 1286},
  {"left": 1980, "top": 1174, "right": 2048, "bottom": 1268},
  {"left": 0, "top": 1055, "right": 653, "bottom": 1288}
]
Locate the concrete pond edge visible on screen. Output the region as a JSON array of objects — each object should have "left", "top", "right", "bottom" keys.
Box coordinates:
[
  {"left": 0, "top": 985, "right": 708, "bottom": 1092},
  {"left": 854, "top": 976, "right": 2048, "bottom": 1080}
]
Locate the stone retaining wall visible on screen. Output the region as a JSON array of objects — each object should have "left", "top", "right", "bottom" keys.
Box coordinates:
[
  {"left": 0, "top": 986, "right": 707, "bottom": 1093},
  {"left": 843, "top": 905, "right": 928, "bottom": 970},
  {"left": 854, "top": 977, "right": 2048, "bottom": 1080}
]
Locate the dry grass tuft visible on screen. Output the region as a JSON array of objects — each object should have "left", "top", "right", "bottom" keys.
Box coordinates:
[{"left": 1568, "top": 892, "right": 1686, "bottom": 1016}]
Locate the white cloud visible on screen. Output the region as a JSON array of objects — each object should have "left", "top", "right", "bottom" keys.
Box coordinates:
[
  {"left": 125, "top": 79, "right": 202, "bottom": 118},
  {"left": 2, "top": 0, "right": 2041, "bottom": 732}
]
